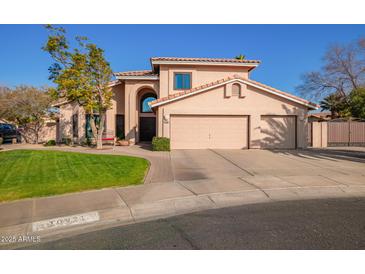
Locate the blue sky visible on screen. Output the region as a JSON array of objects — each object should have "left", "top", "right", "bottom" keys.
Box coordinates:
[{"left": 0, "top": 25, "right": 364, "bottom": 99}]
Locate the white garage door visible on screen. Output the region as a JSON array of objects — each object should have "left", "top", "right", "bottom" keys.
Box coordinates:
[
  {"left": 260, "top": 115, "right": 296, "bottom": 149},
  {"left": 170, "top": 115, "right": 248, "bottom": 149}
]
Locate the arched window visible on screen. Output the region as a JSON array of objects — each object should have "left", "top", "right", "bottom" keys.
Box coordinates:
[
  {"left": 232, "top": 83, "right": 241, "bottom": 97},
  {"left": 140, "top": 93, "right": 157, "bottom": 113}
]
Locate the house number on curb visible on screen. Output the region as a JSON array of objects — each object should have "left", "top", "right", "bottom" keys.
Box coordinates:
[{"left": 32, "top": 211, "right": 100, "bottom": 232}]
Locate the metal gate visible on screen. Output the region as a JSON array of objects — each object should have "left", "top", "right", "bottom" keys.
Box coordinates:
[{"left": 328, "top": 121, "right": 365, "bottom": 146}]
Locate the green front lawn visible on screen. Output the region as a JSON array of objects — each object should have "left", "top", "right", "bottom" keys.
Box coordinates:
[{"left": 0, "top": 150, "right": 149, "bottom": 202}]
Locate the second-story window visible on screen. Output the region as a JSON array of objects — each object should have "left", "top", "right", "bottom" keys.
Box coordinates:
[{"left": 174, "top": 73, "right": 191, "bottom": 90}]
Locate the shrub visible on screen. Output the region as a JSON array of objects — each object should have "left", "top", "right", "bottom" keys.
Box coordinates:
[
  {"left": 62, "top": 138, "right": 72, "bottom": 145},
  {"left": 44, "top": 140, "right": 56, "bottom": 146},
  {"left": 152, "top": 137, "right": 170, "bottom": 151},
  {"left": 85, "top": 138, "right": 93, "bottom": 146}
]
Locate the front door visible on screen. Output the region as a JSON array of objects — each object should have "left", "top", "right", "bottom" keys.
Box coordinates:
[{"left": 139, "top": 117, "right": 156, "bottom": 142}]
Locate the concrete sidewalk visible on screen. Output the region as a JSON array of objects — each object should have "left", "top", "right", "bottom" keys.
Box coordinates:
[{"left": 1, "top": 173, "right": 365, "bottom": 249}]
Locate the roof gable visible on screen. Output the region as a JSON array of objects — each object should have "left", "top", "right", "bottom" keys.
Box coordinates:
[{"left": 149, "top": 76, "right": 318, "bottom": 109}]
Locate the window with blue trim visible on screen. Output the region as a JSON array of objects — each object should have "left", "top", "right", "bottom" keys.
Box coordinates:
[{"left": 174, "top": 73, "right": 191, "bottom": 90}]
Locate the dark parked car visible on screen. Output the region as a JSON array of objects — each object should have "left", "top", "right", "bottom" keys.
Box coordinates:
[{"left": 0, "top": 123, "right": 20, "bottom": 143}]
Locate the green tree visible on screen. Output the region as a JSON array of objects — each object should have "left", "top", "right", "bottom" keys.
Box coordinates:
[
  {"left": 319, "top": 93, "right": 348, "bottom": 119},
  {"left": 43, "top": 25, "right": 113, "bottom": 149},
  {"left": 235, "top": 54, "right": 246, "bottom": 60},
  {"left": 348, "top": 88, "right": 365, "bottom": 119},
  {"left": 0, "top": 85, "right": 54, "bottom": 143}
]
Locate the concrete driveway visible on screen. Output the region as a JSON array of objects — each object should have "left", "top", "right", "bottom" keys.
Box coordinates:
[{"left": 171, "top": 149, "right": 365, "bottom": 195}]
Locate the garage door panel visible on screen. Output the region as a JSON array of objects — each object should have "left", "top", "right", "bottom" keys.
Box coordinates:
[
  {"left": 260, "top": 116, "right": 296, "bottom": 149},
  {"left": 209, "top": 116, "right": 248, "bottom": 149},
  {"left": 171, "top": 116, "right": 210, "bottom": 149},
  {"left": 171, "top": 115, "right": 248, "bottom": 149}
]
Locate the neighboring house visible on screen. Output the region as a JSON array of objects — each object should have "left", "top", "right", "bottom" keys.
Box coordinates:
[
  {"left": 308, "top": 111, "right": 332, "bottom": 122},
  {"left": 20, "top": 119, "right": 59, "bottom": 144},
  {"left": 0, "top": 118, "right": 57, "bottom": 144},
  {"left": 57, "top": 57, "right": 318, "bottom": 149}
]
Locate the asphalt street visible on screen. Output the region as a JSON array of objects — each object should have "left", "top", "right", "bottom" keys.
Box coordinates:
[{"left": 25, "top": 197, "right": 365, "bottom": 250}]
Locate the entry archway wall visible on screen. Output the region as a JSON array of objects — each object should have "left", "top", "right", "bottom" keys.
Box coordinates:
[{"left": 124, "top": 81, "right": 159, "bottom": 144}]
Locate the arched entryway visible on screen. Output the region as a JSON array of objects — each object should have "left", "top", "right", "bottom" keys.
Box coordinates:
[{"left": 138, "top": 89, "right": 157, "bottom": 142}]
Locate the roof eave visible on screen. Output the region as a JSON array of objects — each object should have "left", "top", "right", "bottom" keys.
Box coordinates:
[
  {"left": 51, "top": 100, "right": 71, "bottom": 107},
  {"left": 151, "top": 60, "right": 260, "bottom": 68},
  {"left": 150, "top": 78, "right": 318, "bottom": 110},
  {"left": 116, "top": 75, "right": 159, "bottom": 81},
  {"left": 108, "top": 80, "right": 122, "bottom": 87}
]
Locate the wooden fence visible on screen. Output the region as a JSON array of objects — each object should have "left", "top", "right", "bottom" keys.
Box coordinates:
[{"left": 327, "top": 121, "right": 365, "bottom": 147}]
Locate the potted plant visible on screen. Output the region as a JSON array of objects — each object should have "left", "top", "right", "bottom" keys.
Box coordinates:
[{"left": 116, "top": 133, "right": 129, "bottom": 146}]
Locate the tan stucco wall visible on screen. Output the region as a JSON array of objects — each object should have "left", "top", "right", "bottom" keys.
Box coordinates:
[
  {"left": 59, "top": 101, "right": 86, "bottom": 143},
  {"left": 38, "top": 121, "right": 58, "bottom": 143},
  {"left": 59, "top": 103, "right": 73, "bottom": 141},
  {"left": 159, "top": 64, "right": 251, "bottom": 98},
  {"left": 58, "top": 84, "right": 126, "bottom": 143},
  {"left": 158, "top": 81, "right": 309, "bottom": 148},
  {"left": 19, "top": 120, "right": 57, "bottom": 143},
  {"left": 105, "top": 84, "right": 125, "bottom": 137},
  {"left": 311, "top": 121, "right": 328, "bottom": 148}
]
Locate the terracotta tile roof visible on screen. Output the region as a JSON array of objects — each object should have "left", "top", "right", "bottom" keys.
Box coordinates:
[
  {"left": 149, "top": 75, "right": 318, "bottom": 109},
  {"left": 114, "top": 70, "right": 156, "bottom": 76},
  {"left": 308, "top": 112, "right": 332, "bottom": 118},
  {"left": 108, "top": 80, "right": 121, "bottom": 87},
  {"left": 51, "top": 99, "right": 71, "bottom": 107},
  {"left": 151, "top": 57, "right": 261, "bottom": 64}
]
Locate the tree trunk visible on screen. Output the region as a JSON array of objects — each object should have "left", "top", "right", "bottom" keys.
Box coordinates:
[
  {"left": 331, "top": 111, "right": 336, "bottom": 119},
  {"left": 96, "top": 112, "right": 106, "bottom": 150},
  {"left": 96, "top": 132, "right": 103, "bottom": 149},
  {"left": 89, "top": 112, "right": 106, "bottom": 150}
]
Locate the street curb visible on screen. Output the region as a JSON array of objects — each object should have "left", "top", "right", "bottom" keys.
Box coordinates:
[{"left": 2, "top": 185, "right": 365, "bottom": 249}]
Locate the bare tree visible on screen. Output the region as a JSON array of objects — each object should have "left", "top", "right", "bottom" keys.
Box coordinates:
[
  {"left": 0, "top": 86, "right": 10, "bottom": 106},
  {"left": 0, "top": 86, "right": 55, "bottom": 143},
  {"left": 297, "top": 38, "right": 365, "bottom": 100}
]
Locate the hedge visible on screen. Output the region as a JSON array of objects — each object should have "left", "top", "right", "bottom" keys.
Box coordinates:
[{"left": 152, "top": 137, "right": 170, "bottom": 151}]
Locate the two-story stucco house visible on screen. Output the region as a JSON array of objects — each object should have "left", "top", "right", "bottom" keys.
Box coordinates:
[{"left": 57, "top": 57, "right": 318, "bottom": 149}]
